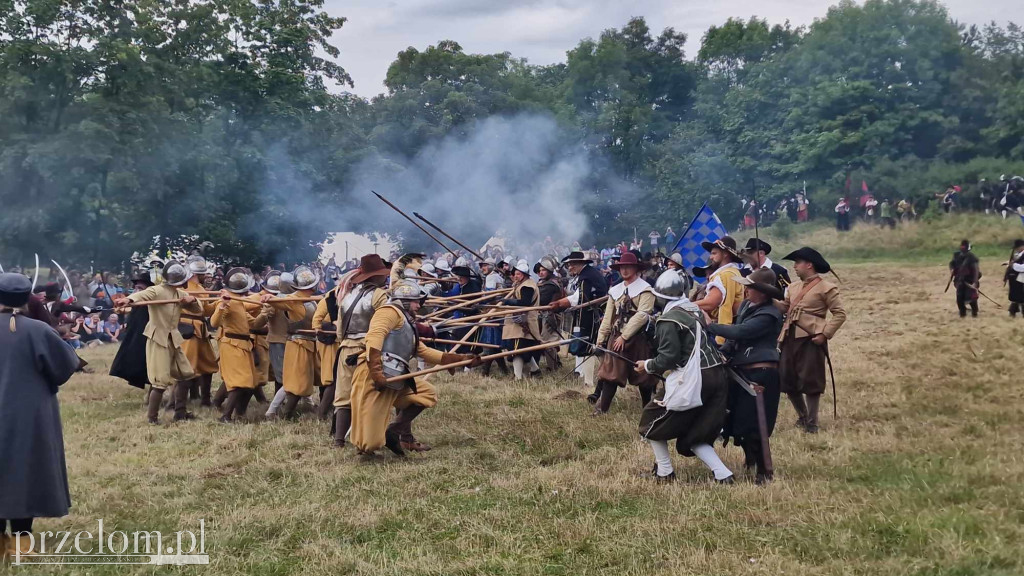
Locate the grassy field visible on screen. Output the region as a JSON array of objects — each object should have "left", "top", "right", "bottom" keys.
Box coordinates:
[{"left": 17, "top": 219, "right": 1024, "bottom": 575}]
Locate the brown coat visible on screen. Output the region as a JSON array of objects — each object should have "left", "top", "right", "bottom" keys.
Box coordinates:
[{"left": 777, "top": 275, "right": 846, "bottom": 341}]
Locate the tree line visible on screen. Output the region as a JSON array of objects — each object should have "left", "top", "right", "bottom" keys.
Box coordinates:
[{"left": 1, "top": 0, "right": 1022, "bottom": 269}]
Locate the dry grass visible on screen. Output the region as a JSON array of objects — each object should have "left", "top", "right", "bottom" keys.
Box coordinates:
[{"left": 23, "top": 257, "right": 1024, "bottom": 575}]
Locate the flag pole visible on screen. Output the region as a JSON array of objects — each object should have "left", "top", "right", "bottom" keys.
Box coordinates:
[{"left": 670, "top": 201, "right": 709, "bottom": 254}]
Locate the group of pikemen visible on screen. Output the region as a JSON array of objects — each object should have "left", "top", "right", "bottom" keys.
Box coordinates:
[{"left": 94, "top": 232, "right": 848, "bottom": 485}]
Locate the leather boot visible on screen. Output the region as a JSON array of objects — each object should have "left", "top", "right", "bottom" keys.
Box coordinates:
[
  {"left": 639, "top": 384, "right": 654, "bottom": 408},
  {"left": 333, "top": 408, "right": 351, "bottom": 448},
  {"left": 253, "top": 385, "right": 268, "bottom": 403},
  {"left": 279, "top": 392, "right": 302, "bottom": 420},
  {"left": 496, "top": 358, "right": 510, "bottom": 375},
  {"left": 200, "top": 374, "right": 213, "bottom": 406},
  {"left": 147, "top": 388, "right": 165, "bottom": 424},
  {"left": 787, "top": 392, "right": 808, "bottom": 428},
  {"left": 384, "top": 427, "right": 406, "bottom": 457},
  {"left": 189, "top": 378, "right": 201, "bottom": 400},
  {"left": 219, "top": 389, "right": 240, "bottom": 423},
  {"left": 749, "top": 441, "right": 772, "bottom": 485},
  {"left": 805, "top": 394, "right": 821, "bottom": 433},
  {"left": 586, "top": 379, "right": 602, "bottom": 405},
  {"left": 594, "top": 381, "right": 618, "bottom": 415},
  {"left": 173, "top": 381, "right": 196, "bottom": 421},
  {"left": 317, "top": 384, "right": 336, "bottom": 421},
  {"left": 212, "top": 383, "right": 228, "bottom": 410},
  {"left": 233, "top": 389, "right": 254, "bottom": 419},
  {"left": 396, "top": 405, "right": 431, "bottom": 452},
  {"left": 741, "top": 442, "right": 757, "bottom": 470},
  {"left": 481, "top": 360, "right": 492, "bottom": 377}
]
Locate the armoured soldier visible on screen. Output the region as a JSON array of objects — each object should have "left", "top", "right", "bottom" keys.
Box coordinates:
[
  {"left": 332, "top": 255, "right": 391, "bottom": 448},
  {"left": 261, "top": 265, "right": 321, "bottom": 419},
  {"left": 312, "top": 277, "right": 343, "bottom": 421},
  {"left": 349, "top": 280, "right": 481, "bottom": 456},
  {"left": 534, "top": 255, "right": 564, "bottom": 371}
]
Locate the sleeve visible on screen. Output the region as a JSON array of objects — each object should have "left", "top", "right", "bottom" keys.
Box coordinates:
[
  {"left": 210, "top": 305, "right": 226, "bottom": 329},
  {"left": 566, "top": 291, "right": 581, "bottom": 306},
  {"left": 822, "top": 287, "right": 847, "bottom": 339},
  {"left": 35, "top": 326, "right": 81, "bottom": 392},
  {"left": 126, "top": 286, "right": 161, "bottom": 303},
  {"left": 1012, "top": 262, "right": 1024, "bottom": 273},
  {"left": 504, "top": 287, "right": 535, "bottom": 307},
  {"left": 415, "top": 341, "right": 447, "bottom": 365},
  {"left": 596, "top": 296, "right": 615, "bottom": 345},
  {"left": 371, "top": 288, "right": 389, "bottom": 310},
  {"left": 270, "top": 296, "right": 308, "bottom": 320},
  {"left": 646, "top": 320, "right": 692, "bottom": 374},
  {"left": 621, "top": 291, "right": 655, "bottom": 341},
  {"left": 591, "top": 272, "right": 609, "bottom": 297},
  {"left": 312, "top": 297, "right": 329, "bottom": 328},
  {"left": 706, "top": 310, "right": 774, "bottom": 341},
  {"left": 177, "top": 289, "right": 204, "bottom": 314}
]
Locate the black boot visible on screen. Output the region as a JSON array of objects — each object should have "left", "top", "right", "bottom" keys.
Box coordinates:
[
  {"left": 189, "top": 378, "right": 201, "bottom": 400},
  {"left": 481, "top": 360, "right": 492, "bottom": 377},
  {"left": 317, "top": 384, "right": 336, "bottom": 421},
  {"left": 147, "top": 388, "right": 165, "bottom": 424},
  {"left": 200, "top": 374, "right": 213, "bottom": 406},
  {"left": 741, "top": 442, "right": 757, "bottom": 471},
  {"left": 212, "top": 383, "right": 228, "bottom": 410},
  {"left": 279, "top": 392, "right": 302, "bottom": 420},
  {"left": 496, "top": 358, "right": 510, "bottom": 376},
  {"left": 594, "top": 381, "right": 618, "bottom": 415},
  {"left": 233, "top": 389, "right": 255, "bottom": 419},
  {"left": 219, "top": 389, "right": 240, "bottom": 423},
  {"left": 253, "top": 385, "right": 268, "bottom": 403},
  {"left": 173, "top": 381, "right": 196, "bottom": 421},
  {"left": 639, "top": 385, "right": 653, "bottom": 408},
  {"left": 333, "top": 408, "right": 351, "bottom": 448},
  {"left": 586, "top": 380, "right": 602, "bottom": 405},
  {"left": 384, "top": 427, "right": 406, "bottom": 457}
]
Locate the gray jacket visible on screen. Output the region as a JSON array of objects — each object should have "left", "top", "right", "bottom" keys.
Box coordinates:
[{"left": 706, "top": 301, "right": 783, "bottom": 366}]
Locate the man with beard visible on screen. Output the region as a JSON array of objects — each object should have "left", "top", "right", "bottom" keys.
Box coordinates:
[
  {"left": 634, "top": 270, "right": 733, "bottom": 484},
  {"left": 949, "top": 240, "right": 980, "bottom": 318},
  {"left": 777, "top": 247, "right": 846, "bottom": 434},
  {"left": 592, "top": 252, "right": 656, "bottom": 415},
  {"left": 694, "top": 237, "right": 744, "bottom": 344},
  {"left": 739, "top": 238, "right": 791, "bottom": 293},
  {"left": 534, "top": 256, "right": 565, "bottom": 371},
  {"left": 549, "top": 251, "right": 609, "bottom": 403},
  {"left": 706, "top": 268, "right": 785, "bottom": 484},
  {"left": 349, "top": 281, "right": 481, "bottom": 457}
]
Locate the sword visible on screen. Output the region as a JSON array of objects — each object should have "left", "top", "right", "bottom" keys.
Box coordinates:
[
  {"left": 51, "top": 259, "right": 75, "bottom": 302},
  {"left": 727, "top": 367, "right": 773, "bottom": 478},
  {"left": 974, "top": 286, "right": 1003, "bottom": 309},
  {"left": 574, "top": 337, "right": 667, "bottom": 381},
  {"left": 824, "top": 345, "right": 838, "bottom": 419},
  {"left": 31, "top": 253, "right": 40, "bottom": 293},
  {"left": 944, "top": 273, "right": 953, "bottom": 293}
]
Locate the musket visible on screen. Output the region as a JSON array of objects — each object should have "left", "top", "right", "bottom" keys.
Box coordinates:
[
  {"left": 385, "top": 339, "right": 572, "bottom": 383},
  {"left": 372, "top": 191, "right": 458, "bottom": 256},
  {"left": 412, "top": 212, "right": 486, "bottom": 261}
]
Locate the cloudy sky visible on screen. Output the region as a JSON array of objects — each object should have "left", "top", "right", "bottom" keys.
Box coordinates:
[{"left": 325, "top": 0, "right": 1021, "bottom": 98}]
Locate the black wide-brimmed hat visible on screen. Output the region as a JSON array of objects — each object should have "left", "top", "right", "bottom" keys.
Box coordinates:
[
  {"left": 691, "top": 265, "right": 708, "bottom": 278},
  {"left": 783, "top": 247, "right": 831, "bottom": 274},
  {"left": 735, "top": 268, "right": 784, "bottom": 300},
  {"left": 741, "top": 238, "right": 772, "bottom": 255},
  {"left": 701, "top": 236, "right": 742, "bottom": 261},
  {"left": 561, "top": 251, "right": 593, "bottom": 264},
  {"left": 451, "top": 265, "right": 476, "bottom": 278}
]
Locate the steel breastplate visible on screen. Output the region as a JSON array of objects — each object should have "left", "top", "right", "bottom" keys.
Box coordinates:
[
  {"left": 380, "top": 312, "right": 417, "bottom": 378},
  {"left": 287, "top": 301, "right": 317, "bottom": 339},
  {"left": 340, "top": 287, "right": 375, "bottom": 338}
]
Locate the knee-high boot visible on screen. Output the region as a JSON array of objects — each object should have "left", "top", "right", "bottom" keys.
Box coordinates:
[
  {"left": 233, "top": 389, "right": 255, "bottom": 419},
  {"left": 279, "top": 392, "right": 302, "bottom": 420},
  {"left": 173, "top": 381, "right": 195, "bottom": 421},
  {"left": 787, "top": 392, "right": 808, "bottom": 427},
  {"left": 200, "top": 374, "right": 213, "bottom": 406},
  {"left": 219, "top": 389, "right": 240, "bottom": 423},
  {"left": 253, "top": 384, "right": 268, "bottom": 403},
  {"left": 595, "top": 381, "right": 618, "bottom": 414},
  {"left": 147, "top": 388, "right": 165, "bottom": 424},
  {"left": 805, "top": 394, "right": 821, "bottom": 433},
  {"left": 333, "top": 407, "right": 351, "bottom": 448},
  {"left": 212, "top": 383, "right": 228, "bottom": 409},
  {"left": 639, "top": 384, "right": 654, "bottom": 407},
  {"left": 318, "top": 384, "right": 336, "bottom": 420},
  {"left": 189, "top": 378, "right": 201, "bottom": 400},
  {"left": 393, "top": 405, "right": 430, "bottom": 452}
]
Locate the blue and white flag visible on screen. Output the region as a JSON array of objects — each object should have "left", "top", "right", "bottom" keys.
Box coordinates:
[{"left": 672, "top": 202, "right": 728, "bottom": 283}]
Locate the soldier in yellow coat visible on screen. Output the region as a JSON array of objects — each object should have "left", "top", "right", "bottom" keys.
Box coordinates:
[
  {"left": 210, "top": 269, "right": 268, "bottom": 422},
  {"left": 331, "top": 255, "right": 390, "bottom": 448},
  {"left": 349, "top": 281, "right": 480, "bottom": 456},
  {"left": 114, "top": 261, "right": 203, "bottom": 424},
  {"left": 181, "top": 257, "right": 220, "bottom": 405},
  {"left": 261, "top": 265, "right": 321, "bottom": 419},
  {"left": 312, "top": 284, "right": 340, "bottom": 420},
  {"left": 694, "top": 237, "right": 744, "bottom": 344}
]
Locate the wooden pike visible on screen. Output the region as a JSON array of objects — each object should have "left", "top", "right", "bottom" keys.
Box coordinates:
[
  {"left": 422, "top": 290, "right": 507, "bottom": 320},
  {"left": 373, "top": 190, "right": 458, "bottom": 256},
  {"left": 412, "top": 211, "right": 486, "bottom": 261},
  {"left": 422, "top": 337, "right": 500, "bottom": 349},
  {"left": 425, "top": 287, "right": 512, "bottom": 303},
  {"left": 564, "top": 295, "right": 608, "bottom": 313},
  {"left": 409, "top": 275, "right": 458, "bottom": 283},
  {"left": 385, "top": 339, "right": 571, "bottom": 383},
  {"left": 449, "top": 325, "right": 482, "bottom": 353},
  {"left": 432, "top": 305, "right": 548, "bottom": 326}
]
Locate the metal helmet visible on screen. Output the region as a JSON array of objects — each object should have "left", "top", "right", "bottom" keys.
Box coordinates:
[
  {"left": 390, "top": 279, "right": 425, "bottom": 303},
  {"left": 534, "top": 255, "right": 558, "bottom": 275},
  {"left": 513, "top": 259, "right": 530, "bottom": 275},
  {"left": 653, "top": 269, "right": 686, "bottom": 300},
  {"left": 454, "top": 256, "right": 469, "bottom": 267},
  {"left": 225, "top": 267, "right": 253, "bottom": 294},
  {"left": 420, "top": 263, "right": 436, "bottom": 276},
  {"left": 291, "top": 265, "right": 319, "bottom": 290},
  {"left": 278, "top": 272, "right": 296, "bottom": 295},
  {"left": 186, "top": 255, "right": 212, "bottom": 275},
  {"left": 435, "top": 258, "right": 451, "bottom": 272},
  {"left": 403, "top": 267, "right": 419, "bottom": 279},
  {"left": 263, "top": 271, "right": 282, "bottom": 294},
  {"left": 162, "top": 261, "right": 192, "bottom": 287}
]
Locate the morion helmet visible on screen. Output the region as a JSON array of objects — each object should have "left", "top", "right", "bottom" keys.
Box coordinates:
[
  {"left": 225, "top": 267, "right": 253, "bottom": 294},
  {"left": 162, "top": 261, "right": 192, "bottom": 287},
  {"left": 291, "top": 266, "right": 319, "bottom": 291}
]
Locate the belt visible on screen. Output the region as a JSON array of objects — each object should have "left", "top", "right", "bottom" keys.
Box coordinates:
[
  {"left": 181, "top": 313, "right": 205, "bottom": 321},
  {"left": 288, "top": 334, "right": 315, "bottom": 342},
  {"left": 739, "top": 361, "right": 778, "bottom": 370},
  {"left": 224, "top": 332, "right": 253, "bottom": 341},
  {"left": 250, "top": 328, "right": 269, "bottom": 336}
]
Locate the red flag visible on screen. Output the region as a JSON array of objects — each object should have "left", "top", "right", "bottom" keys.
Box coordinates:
[{"left": 861, "top": 180, "right": 869, "bottom": 193}]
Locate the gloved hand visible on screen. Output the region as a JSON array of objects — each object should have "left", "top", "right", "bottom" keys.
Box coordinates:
[
  {"left": 367, "top": 348, "right": 388, "bottom": 391},
  {"left": 415, "top": 322, "right": 436, "bottom": 338}
]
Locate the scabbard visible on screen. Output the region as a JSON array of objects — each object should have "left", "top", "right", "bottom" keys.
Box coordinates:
[
  {"left": 754, "top": 389, "right": 774, "bottom": 477},
  {"left": 824, "top": 346, "right": 838, "bottom": 419}
]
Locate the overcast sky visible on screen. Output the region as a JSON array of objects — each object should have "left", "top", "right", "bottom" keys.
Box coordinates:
[{"left": 325, "top": 0, "right": 1022, "bottom": 98}]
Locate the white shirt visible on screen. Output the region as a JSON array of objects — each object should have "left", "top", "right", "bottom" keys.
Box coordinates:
[
  {"left": 707, "top": 262, "right": 740, "bottom": 296},
  {"left": 742, "top": 257, "right": 774, "bottom": 273}
]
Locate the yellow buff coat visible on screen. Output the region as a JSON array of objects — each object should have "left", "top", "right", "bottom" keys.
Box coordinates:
[
  {"left": 349, "top": 305, "right": 444, "bottom": 453},
  {"left": 268, "top": 289, "right": 319, "bottom": 397},
  {"left": 312, "top": 287, "right": 340, "bottom": 387},
  {"left": 707, "top": 265, "right": 744, "bottom": 345},
  {"left": 126, "top": 284, "right": 202, "bottom": 390},
  {"left": 333, "top": 287, "right": 389, "bottom": 409},
  {"left": 210, "top": 299, "right": 264, "bottom": 390},
  {"left": 181, "top": 278, "right": 219, "bottom": 374},
  {"left": 245, "top": 294, "right": 272, "bottom": 385}
]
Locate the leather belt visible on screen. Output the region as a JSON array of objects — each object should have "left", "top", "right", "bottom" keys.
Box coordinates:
[
  {"left": 224, "top": 332, "right": 252, "bottom": 341},
  {"left": 739, "top": 361, "right": 778, "bottom": 370},
  {"left": 250, "top": 328, "right": 269, "bottom": 336},
  {"left": 181, "top": 313, "right": 205, "bottom": 321}
]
